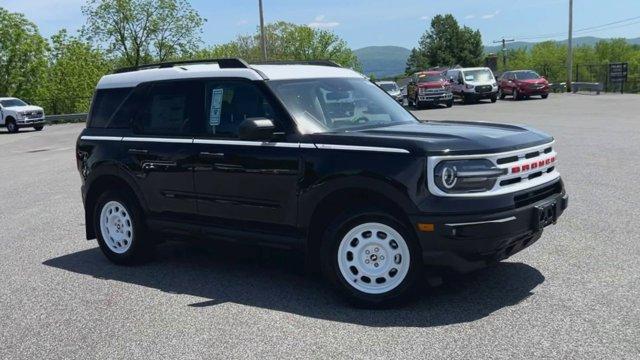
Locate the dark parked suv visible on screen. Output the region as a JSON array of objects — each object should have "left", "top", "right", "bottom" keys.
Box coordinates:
[{"left": 76, "top": 59, "right": 568, "bottom": 306}]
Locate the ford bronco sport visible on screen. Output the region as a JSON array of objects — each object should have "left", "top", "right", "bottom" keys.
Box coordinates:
[{"left": 76, "top": 59, "right": 568, "bottom": 306}]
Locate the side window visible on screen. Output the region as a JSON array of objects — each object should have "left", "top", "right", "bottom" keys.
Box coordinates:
[
  {"left": 134, "top": 81, "right": 204, "bottom": 136},
  {"left": 202, "top": 81, "right": 277, "bottom": 138},
  {"left": 88, "top": 88, "right": 132, "bottom": 128}
]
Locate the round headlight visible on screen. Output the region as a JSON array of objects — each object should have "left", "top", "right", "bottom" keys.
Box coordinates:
[
  {"left": 433, "top": 159, "right": 505, "bottom": 193},
  {"left": 441, "top": 165, "right": 457, "bottom": 189}
]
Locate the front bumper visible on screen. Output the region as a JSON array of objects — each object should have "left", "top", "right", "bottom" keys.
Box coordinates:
[
  {"left": 410, "top": 182, "right": 568, "bottom": 273},
  {"left": 520, "top": 86, "right": 550, "bottom": 96},
  {"left": 16, "top": 117, "right": 45, "bottom": 127},
  {"left": 418, "top": 92, "right": 453, "bottom": 103}
]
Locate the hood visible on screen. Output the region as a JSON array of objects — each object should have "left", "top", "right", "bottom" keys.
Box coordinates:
[
  {"left": 315, "top": 121, "right": 553, "bottom": 155},
  {"left": 3, "top": 105, "right": 43, "bottom": 112},
  {"left": 386, "top": 89, "right": 401, "bottom": 95},
  {"left": 418, "top": 81, "right": 447, "bottom": 89},
  {"left": 516, "top": 78, "right": 548, "bottom": 85}
]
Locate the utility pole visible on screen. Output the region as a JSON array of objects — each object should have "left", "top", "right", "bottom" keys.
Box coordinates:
[
  {"left": 567, "top": 0, "right": 573, "bottom": 92},
  {"left": 259, "top": 0, "right": 267, "bottom": 61},
  {"left": 493, "top": 38, "right": 515, "bottom": 68}
]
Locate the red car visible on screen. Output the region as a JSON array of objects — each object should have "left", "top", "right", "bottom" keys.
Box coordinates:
[
  {"left": 498, "top": 70, "right": 549, "bottom": 100},
  {"left": 406, "top": 71, "right": 454, "bottom": 108}
]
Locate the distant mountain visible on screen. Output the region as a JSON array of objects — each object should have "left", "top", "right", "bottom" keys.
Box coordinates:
[
  {"left": 484, "top": 36, "right": 640, "bottom": 53},
  {"left": 354, "top": 46, "right": 411, "bottom": 78}
]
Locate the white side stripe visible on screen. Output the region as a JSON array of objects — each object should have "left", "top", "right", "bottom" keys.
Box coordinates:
[
  {"left": 123, "top": 137, "right": 193, "bottom": 144},
  {"left": 314, "top": 143, "right": 410, "bottom": 154},
  {"left": 80, "top": 136, "right": 123, "bottom": 141},
  {"left": 80, "top": 136, "right": 410, "bottom": 154},
  {"left": 194, "top": 139, "right": 299, "bottom": 148}
]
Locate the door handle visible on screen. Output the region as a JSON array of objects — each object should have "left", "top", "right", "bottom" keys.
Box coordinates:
[
  {"left": 128, "top": 148, "right": 149, "bottom": 155},
  {"left": 199, "top": 151, "right": 225, "bottom": 159}
]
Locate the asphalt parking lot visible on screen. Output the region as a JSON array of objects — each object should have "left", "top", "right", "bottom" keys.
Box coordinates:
[{"left": 1, "top": 93, "right": 639, "bottom": 359}]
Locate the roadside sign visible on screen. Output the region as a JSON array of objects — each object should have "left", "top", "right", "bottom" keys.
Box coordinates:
[{"left": 609, "top": 62, "right": 628, "bottom": 82}]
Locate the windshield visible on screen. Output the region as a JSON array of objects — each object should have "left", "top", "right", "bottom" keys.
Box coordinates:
[
  {"left": 514, "top": 71, "right": 541, "bottom": 80},
  {"left": 378, "top": 83, "right": 399, "bottom": 91},
  {"left": 418, "top": 74, "right": 444, "bottom": 83},
  {"left": 0, "top": 99, "right": 27, "bottom": 107},
  {"left": 267, "top": 78, "right": 417, "bottom": 133},
  {"left": 463, "top": 69, "right": 494, "bottom": 82}
]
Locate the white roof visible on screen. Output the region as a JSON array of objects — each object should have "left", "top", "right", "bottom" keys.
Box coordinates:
[
  {"left": 457, "top": 67, "right": 492, "bottom": 72},
  {"left": 96, "top": 63, "right": 365, "bottom": 89}
]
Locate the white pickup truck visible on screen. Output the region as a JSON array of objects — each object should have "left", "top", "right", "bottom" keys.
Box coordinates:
[{"left": 0, "top": 97, "right": 45, "bottom": 133}]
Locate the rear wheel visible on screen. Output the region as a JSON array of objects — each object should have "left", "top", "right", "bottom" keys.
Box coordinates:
[
  {"left": 541, "top": 94, "right": 549, "bottom": 99},
  {"left": 33, "top": 125, "right": 44, "bottom": 131},
  {"left": 6, "top": 119, "right": 18, "bottom": 133},
  {"left": 94, "top": 190, "right": 153, "bottom": 264},
  {"left": 321, "top": 209, "right": 422, "bottom": 307}
]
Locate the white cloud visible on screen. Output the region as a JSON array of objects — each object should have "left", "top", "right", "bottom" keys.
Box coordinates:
[
  {"left": 308, "top": 14, "right": 339, "bottom": 28},
  {"left": 236, "top": 19, "right": 248, "bottom": 26},
  {"left": 481, "top": 10, "right": 501, "bottom": 19},
  {"left": 420, "top": 15, "right": 430, "bottom": 20},
  {"left": 465, "top": 14, "right": 476, "bottom": 20}
]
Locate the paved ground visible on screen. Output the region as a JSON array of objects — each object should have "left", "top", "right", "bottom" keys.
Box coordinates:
[{"left": 1, "top": 94, "right": 639, "bottom": 359}]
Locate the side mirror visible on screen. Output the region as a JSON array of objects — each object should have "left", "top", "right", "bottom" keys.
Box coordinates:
[{"left": 239, "top": 118, "right": 276, "bottom": 141}]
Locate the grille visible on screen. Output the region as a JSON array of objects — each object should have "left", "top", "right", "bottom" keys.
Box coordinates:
[
  {"left": 475, "top": 85, "right": 492, "bottom": 93},
  {"left": 25, "top": 111, "right": 43, "bottom": 119},
  {"left": 427, "top": 142, "right": 560, "bottom": 197}
]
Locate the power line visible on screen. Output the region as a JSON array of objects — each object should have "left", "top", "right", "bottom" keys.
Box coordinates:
[{"left": 515, "top": 15, "right": 640, "bottom": 41}]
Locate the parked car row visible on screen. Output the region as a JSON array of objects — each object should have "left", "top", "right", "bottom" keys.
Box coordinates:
[{"left": 378, "top": 68, "right": 551, "bottom": 110}]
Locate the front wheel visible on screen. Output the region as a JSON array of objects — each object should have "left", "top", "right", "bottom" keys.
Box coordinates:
[
  {"left": 33, "top": 125, "right": 44, "bottom": 131},
  {"left": 498, "top": 88, "right": 506, "bottom": 99},
  {"left": 490, "top": 94, "right": 497, "bottom": 103},
  {"left": 321, "top": 210, "right": 422, "bottom": 307},
  {"left": 446, "top": 99, "right": 453, "bottom": 108},
  {"left": 541, "top": 94, "right": 549, "bottom": 99},
  {"left": 94, "top": 190, "right": 153, "bottom": 265},
  {"left": 6, "top": 120, "right": 18, "bottom": 133},
  {"left": 513, "top": 88, "right": 520, "bottom": 101}
]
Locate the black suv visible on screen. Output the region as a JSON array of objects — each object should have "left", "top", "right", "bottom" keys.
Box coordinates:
[{"left": 76, "top": 59, "right": 568, "bottom": 306}]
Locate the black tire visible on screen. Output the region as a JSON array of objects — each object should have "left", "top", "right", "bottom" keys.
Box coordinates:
[
  {"left": 94, "top": 190, "right": 153, "bottom": 265},
  {"left": 490, "top": 94, "right": 498, "bottom": 103},
  {"left": 6, "top": 118, "right": 18, "bottom": 133},
  {"left": 320, "top": 208, "right": 422, "bottom": 307},
  {"left": 33, "top": 125, "right": 44, "bottom": 131},
  {"left": 463, "top": 93, "right": 474, "bottom": 104},
  {"left": 498, "top": 88, "right": 506, "bottom": 99},
  {"left": 446, "top": 100, "right": 453, "bottom": 108},
  {"left": 513, "top": 88, "right": 520, "bottom": 101},
  {"left": 541, "top": 94, "right": 549, "bottom": 99}
]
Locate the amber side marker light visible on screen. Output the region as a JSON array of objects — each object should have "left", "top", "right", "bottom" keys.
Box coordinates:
[{"left": 417, "top": 223, "right": 435, "bottom": 232}]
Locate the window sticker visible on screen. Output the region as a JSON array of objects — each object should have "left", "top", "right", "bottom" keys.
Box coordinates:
[{"left": 209, "top": 88, "right": 224, "bottom": 126}]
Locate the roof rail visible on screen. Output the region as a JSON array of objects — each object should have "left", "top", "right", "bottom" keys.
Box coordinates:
[
  {"left": 112, "top": 58, "right": 250, "bottom": 74},
  {"left": 251, "top": 60, "right": 342, "bottom": 68}
]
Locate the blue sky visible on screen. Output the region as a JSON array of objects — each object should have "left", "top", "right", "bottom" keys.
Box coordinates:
[{"left": 1, "top": 0, "right": 639, "bottom": 49}]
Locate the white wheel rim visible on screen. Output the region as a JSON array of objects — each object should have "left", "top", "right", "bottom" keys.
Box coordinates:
[
  {"left": 337, "top": 222, "right": 410, "bottom": 295},
  {"left": 99, "top": 201, "right": 133, "bottom": 254}
]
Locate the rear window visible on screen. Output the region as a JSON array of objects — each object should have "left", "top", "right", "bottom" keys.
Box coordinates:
[{"left": 88, "top": 88, "right": 132, "bottom": 128}]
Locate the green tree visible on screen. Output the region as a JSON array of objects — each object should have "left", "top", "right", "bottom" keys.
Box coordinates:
[
  {"left": 81, "top": 0, "right": 205, "bottom": 67},
  {"left": 38, "top": 30, "right": 111, "bottom": 114},
  {"left": 195, "top": 21, "right": 360, "bottom": 69},
  {"left": 407, "top": 14, "right": 483, "bottom": 72},
  {"left": 0, "top": 7, "right": 48, "bottom": 99}
]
